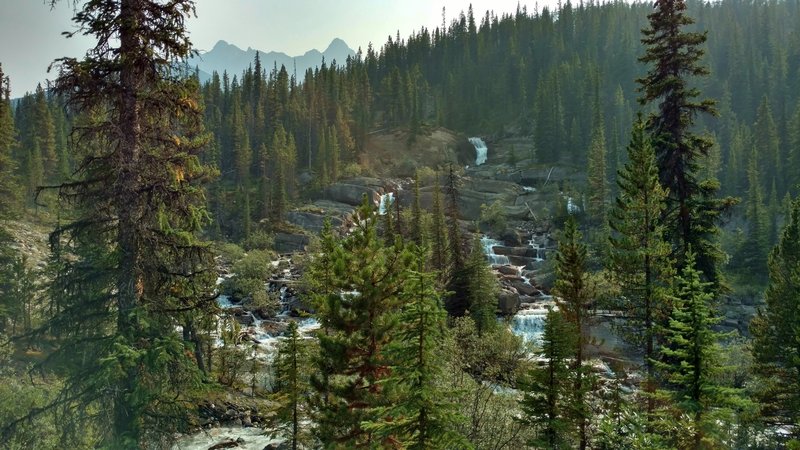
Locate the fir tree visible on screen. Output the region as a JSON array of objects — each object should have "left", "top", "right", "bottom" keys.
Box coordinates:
[
  {"left": 609, "top": 117, "right": 673, "bottom": 413},
  {"left": 430, "top": 174, "right": 448, "bottom": 279},
  {"left": 272, "top": 321, "right": 312, "bottom": 450},
  {"left": 364, "top": 247, "right": 468, "bottom": 449},
  {"left": 309, "top": 197, "right": 414, "bottom": 447},
  {"left": 657, "top": 251, "right": 734, "bottom": 449},
  {"left": 2, "top": 1, "right": 219, "bottom": 446},
  {"left": 750, "top": 198, "right": 800, "bottom": 438},
  {"left": 637, "top": 0, "right": 729, "bottom": 287},
  {"left": 553, "top": 216, "right": 594, "bottom": 450},
  {"left": 0, "top": 65, "right": 19, "bottom": 216},
  {"left": 465, "top": 234, "right": 498, "bottom": 336},
  {"left": 519, "top": 308, "right": 577, "bottom": 449}
]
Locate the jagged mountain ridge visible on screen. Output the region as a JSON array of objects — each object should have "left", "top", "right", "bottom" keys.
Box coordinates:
[{"left": 189, "top": 38, "right": 355, "bottom": 82}]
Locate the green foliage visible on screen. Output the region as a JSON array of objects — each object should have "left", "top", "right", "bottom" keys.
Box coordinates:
[
  {"left": 364, "top": 247, "right": 469, "bottom": 449},
  {"left": 479, "top": 200, "right": 507, "bottom": 232},
  {"left": 657, "top": 251, "right": 738, "bottom": 448},
  {"left": 519, "top": 308, "right": 577, "bottom": 449},
  {"left": 271, "top": 321, "right": 313, "bottom": 449},
  {"left": 465, "top": 235, "right": 498, "bottom": 335},
  {"left": 308, "top": 198, "right": 415, "bottom": 447},
  {"left": 609, "top": 117, "right": 674, "bottom": 409},
  {"left": 751, "top": 197, "right": 800, "bottom": 438}
]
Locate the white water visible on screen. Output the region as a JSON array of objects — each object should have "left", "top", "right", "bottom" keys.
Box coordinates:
[
  {"left": 510, "top": 307, "right": 549, "bottom": 344},
  {"left": 173, "top": 426, "right": 282, "bottom": 450},
  {"left": 481, "top": 236, "right": 510, "bottom": 265},
  {"left": 378, "top": 192, "right": 394, "bottom": 215},
  {"left": 469, "top": 137, "right": 488, "bottom": 166}
]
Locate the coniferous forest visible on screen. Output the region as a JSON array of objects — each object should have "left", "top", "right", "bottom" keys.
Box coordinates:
[{"left": 1, "top": 0, "right": 800, "bottom": 448}]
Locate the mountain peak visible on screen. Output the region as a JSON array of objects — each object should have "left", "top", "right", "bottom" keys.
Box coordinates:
[{"left": 324, "top": 38, "right": 350, "bottom": 54}]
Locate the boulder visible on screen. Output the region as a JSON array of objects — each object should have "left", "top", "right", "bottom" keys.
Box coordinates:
[
  {"left": 324, "top": 183, "right": 379, "bottom": 206},
  {"left": 286, "top": 211, "right": 343, "bottom": 233},
  {"left": 511, "top": 281, "right": 539, "bottom": 296},
  {"left": 274, "top": 232, "right": 310, "bottom": 253},
  {"left": 497, "top": 289, "right": 521, "bottom": 315},
  {"left": 493, "top": 246, "right": 535, "bottom": 257},
  {"left": 464, "top": 178, "right": 523, "bottom": 195},
  {"left": 496, "top": 265, "right": 520, "bottom": 276}
]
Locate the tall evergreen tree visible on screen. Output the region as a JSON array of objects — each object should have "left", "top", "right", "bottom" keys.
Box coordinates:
[
  {"left": 309, "top": 198, "right": 414, "bottom": 447},
  {"left": 0, "top": 64, "right": 19, "bottom": 216},
  {"left": 2, "top": 1, "right": 219, "bottom": 446},
  {"left": 519, "top": 308, "right": 577, "bottom": 449},
  {"left": 272, "top": 321, "right": 312, "bottom": 450},
  {"left": 609, "top": 117, "right": 673, "bottom": 413},
  {"left": 553, "top": 216, "right": 594, "bottom": 450},
  {"left": 750, "top": 198, "right": 800, "bottom": 438},
  {"left": 657, "top": 251, "right": 733, "bottom": 449},
  {"left": 465, "top": 234, "right": 498, "bottom": 336},
  {"left": 637, "top": 0, "right": 728, "bottom": 287},
  {"left": 364, "top": 247, "right": 468, "bottom": 449}
]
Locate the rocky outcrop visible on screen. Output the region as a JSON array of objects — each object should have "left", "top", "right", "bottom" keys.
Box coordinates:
[
  {"left": 274, "top": 232, "right": 310, "bottom": 253},
  {"left": 498, "top": 289, "right": 521, "bottom": 315},
  {"left": 324, "top": 182, "right": 379, "bottom": 206},
  {"left": 286, "top": 211, "right": 344, "bottom": 233}
]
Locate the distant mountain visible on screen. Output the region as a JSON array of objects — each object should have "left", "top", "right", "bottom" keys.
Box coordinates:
[{"left": 189, "top": 38, "right": 355, "bottom": 83}]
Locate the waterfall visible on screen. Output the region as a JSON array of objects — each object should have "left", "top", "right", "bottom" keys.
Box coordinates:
[
  {"left": 511, "top": 308, "right": 548, "bottom": 344},
  {"left": 378, "top": 192, "right": 394, "bottom": 215},
  {"left": 481, "top": 235, "right": 510, "bottom": 265},
  {"left": 469, "top": 137, "right": 488, "bottom": 166}
]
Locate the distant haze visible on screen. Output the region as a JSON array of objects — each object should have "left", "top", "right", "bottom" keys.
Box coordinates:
[
  {"left": 189, "top": 38, "right": 356, "bottom": 83},
  {"left": 0, "top": 0, "right": 562, "bottom": 97}
]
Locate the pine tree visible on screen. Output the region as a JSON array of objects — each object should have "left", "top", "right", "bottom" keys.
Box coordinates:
[
  {"left": 587, "top": 84, "right": 608, "bottom": 227},
  {"left": 309, "top": 198, "right": 414, "bottom": 447},
  {"left": 753, "top": 96, "right": 782, "bottom": 193},
  {"left": 750, "top": 197, "right": 800, "bottom": 438},
  {"left": 0, "top": 65, "right": 20, "bottom": 216},
  {"left": 736, "top": 148, "right": 769, "bottom": 280},
  {"left": 272, "top": 321, "right": 312, "bottom": 450},
  {"left": 465, "top": 234, "right": 498, "bottom": 336},
  {"left": 519, "top": 308, "right": 577, "bottom": 449},
  {"left": 657, "top": 251, "right": 733, "bottom": 449},
  {"left": 410, "top": 171, "right": 423, "bottom": 245},
  {"left": 3, "top": 1, "right": 219, "bottom": 446},
  {"left": 553, "top": 216, "right": 594, "bottom": 450},
  {"left": 609, "top": 117, "right": 673, "bottom": 413},
  {"left": 430, "top": 174, "right": 448, "bottom": 278},
  {"left": 637, "top": 0, "right": 729, "bottom": 287},
  {"left": 364, "top": 247, "right": 468, "bottom": 449}
]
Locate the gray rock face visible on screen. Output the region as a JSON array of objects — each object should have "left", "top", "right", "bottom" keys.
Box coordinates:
[
  {"left": 498, "top": 289, "right": 521, "bottom": 315},
  {"left": 274, "top": 232, "right": 310, "bottom": 253},
  {"left": 286, "top": 211, "right": 344, "bottom": 233},
  {"left": 324, "top": 183, "right": 379, "bottom": 206}
]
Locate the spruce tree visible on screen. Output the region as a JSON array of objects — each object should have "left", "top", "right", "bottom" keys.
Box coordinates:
[
  {"left": 430, "top": 174, "right": 448, "bottom": 279},
  {"left": 610, "top": 118, "right": 674, "bottom": 415},
  {"left": 465, "top": 234, "right": 498, "bottom": 336},
  {"left": 364, "top": 247, "right": 468, "bottom": 449},
  {"left": 0, "top": 65, "right": 20, "bottom": 216},
  {"left": 3, "top": 1, "right": 219, "bottom": 446},
  {"left": 272, "top": 321, "right": 312, "bottom": 450},
  {"left": 309, "top": 197, "right": 414, "bottom": 447},
  {"left": 553, "top": 216, "right": 594, "bottom": 450},
  {"left": 637, "top": 0, "right": 729, "bottom": 286},
  {"left": 750, "top": 198, "right": 800, "bottom": 438},
  {"left": 519, "top": 308, "right": 577, "bottom": 449},
  {"left": 657, "top": 251, "right": 733, "bottom": 448}
]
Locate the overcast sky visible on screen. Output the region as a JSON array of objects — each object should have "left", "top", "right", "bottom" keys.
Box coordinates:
[{"left": 0, "top": 0, "right": 560, "bottom": 97}]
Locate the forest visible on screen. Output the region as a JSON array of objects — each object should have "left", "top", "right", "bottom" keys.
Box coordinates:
[{"left": 1, "top": 0, "right": 799, "bottom": 448}]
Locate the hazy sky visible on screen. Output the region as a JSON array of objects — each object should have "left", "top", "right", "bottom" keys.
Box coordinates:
[{"left": 0, "top": 0, "right": 560, "bottom": 97}]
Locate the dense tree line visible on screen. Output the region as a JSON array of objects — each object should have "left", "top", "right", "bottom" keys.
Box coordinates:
[{"left": 1, "top": 0, "right": 800, "bottom": 448}]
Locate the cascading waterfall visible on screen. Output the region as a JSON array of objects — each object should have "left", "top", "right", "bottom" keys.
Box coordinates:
[
  {"left": 481, "top": 235, "right": 510, "bottom": 265},
  {"left": 511, "top": 308, "right": 548, "bottom": 344},
  {"left": 378, "top": 192, "right": 394, "bottom": 215},
  {"left": 469, "top": 137, "right": 488, "bottom": 166}
]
